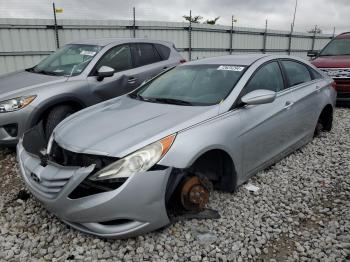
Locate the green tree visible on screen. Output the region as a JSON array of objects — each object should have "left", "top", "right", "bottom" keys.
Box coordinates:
[
  {"left": 205, "top": 17, "right": 220, "bottom": 25},
  {"left": 308, "top": 26, "right": 322, "bottom": 34},
  {"left": 183, "top": 15, "right": 203, "bottom": 23}
]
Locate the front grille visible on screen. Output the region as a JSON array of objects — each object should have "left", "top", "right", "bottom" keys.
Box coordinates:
[
  {"left": 320, "top": 68, "right": 350, "bottom": 79},
  {"left": 99, "top": 219, "right": 132, "bottom": 226},
  {"left": 27, "top": 169, "right": 72, "bottom": 199},
  {"left": 49, "top": 141, "right": 127, "bottom": 199},
  {"left": 334, "top": 79, "right": 350, "bottom": 91},
  {"left": 337, "top": 92, "right": 350, "bottom": 99},
  {"left": 50, "top": 141, "right": 117, "bottom": 170}
]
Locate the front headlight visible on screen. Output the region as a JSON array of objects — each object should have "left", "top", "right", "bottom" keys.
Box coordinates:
[
  {"left": 89, "top": 134, "right": 176, "bottom": 181},
  {"left": 0, "top": 95, "right": 36, "bottom": 113}
]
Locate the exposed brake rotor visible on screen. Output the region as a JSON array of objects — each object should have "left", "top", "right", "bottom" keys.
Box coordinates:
[{"left": 180, "top": 176, "right": 210, "bottom": 211}]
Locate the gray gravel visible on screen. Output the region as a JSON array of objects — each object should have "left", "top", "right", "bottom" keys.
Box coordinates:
[{"left": 1, "top": 108, "right": 350, "bottom": 261}]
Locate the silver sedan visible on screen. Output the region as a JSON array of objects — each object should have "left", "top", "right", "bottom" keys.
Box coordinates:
[{"left": 17, "top": 54, "right": 336, "bottom": 238}]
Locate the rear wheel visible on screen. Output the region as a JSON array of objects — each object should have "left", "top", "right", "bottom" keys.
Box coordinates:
[
  {"left": 314, "top": 105, "right": 333, "bottom": 137},
  {"left": 44, "top": 105, "right": 75, "bottom": 140}
]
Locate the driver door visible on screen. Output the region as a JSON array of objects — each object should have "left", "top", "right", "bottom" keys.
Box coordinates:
[
  {"left": 87, "top": 44, "right": 140, "bottom": 103},
  {"left": 238, "top": 61, "right": 295, "bottom": 178}
]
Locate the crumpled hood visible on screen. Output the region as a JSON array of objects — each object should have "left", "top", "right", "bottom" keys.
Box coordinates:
[
  {"left": 0, "top": 70, "right": 67, "bottom": 99},
  {"left": 54, "top": 96, "right": 219, "bottom": 157},
  {"left": 311, "top": 55, "right": 350, "bottom": 68}
]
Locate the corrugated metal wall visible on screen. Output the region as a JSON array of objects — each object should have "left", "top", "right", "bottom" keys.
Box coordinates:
[{"left": 0, "top": 18, "right": 333, "bottom": 74}]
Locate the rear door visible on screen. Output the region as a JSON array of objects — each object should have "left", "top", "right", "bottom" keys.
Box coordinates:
[
  {"left": 129, "top": 43, "right": 172, "bottom": 84},
  {"left": 238, "top": 61, "right": 295, "bottom": 177},
  {"left": 87, "top": 44, "right": 141, "bottom": 102},
  {"left": 280, "top": 60, "right": 324, "bottom": 143}
]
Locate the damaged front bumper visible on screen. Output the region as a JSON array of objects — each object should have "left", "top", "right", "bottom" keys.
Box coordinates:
[{"left": 17, "top": 140, "right": 172, "bottom": 238}]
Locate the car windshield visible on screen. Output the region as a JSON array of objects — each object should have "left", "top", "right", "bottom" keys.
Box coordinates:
[
  {"left": 131, "top": 65, "right": 246, "bottom": 106},
  {"left": 29, "top": 44, "right": 102, "bottom": 76},
  {"left": 319, "top": 38, "right": 350, "bottom": 56}
]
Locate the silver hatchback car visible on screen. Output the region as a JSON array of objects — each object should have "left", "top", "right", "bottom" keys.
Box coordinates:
[{"left": 18, "top": 54, "right": 336, "bottom": 238}]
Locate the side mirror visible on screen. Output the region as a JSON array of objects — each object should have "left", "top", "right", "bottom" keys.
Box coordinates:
[
  {"left": 241, "top": 89, "right": 276, "bottom": 106},
  {"left": 97, "top": 66, "right": 115, "bottom": 81},
  {"left": 307, "top": 50, "right": 319, "bottom": 58}
]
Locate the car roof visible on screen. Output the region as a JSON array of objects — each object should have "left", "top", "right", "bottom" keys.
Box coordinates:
[
  {"left": 183, "top": 54, "right": 270, "bottom": 66},
  {"left": 336, "top": 32, "right": 350, "bottom": 39},
  {"left": 69, "top": 38, "right": 174, "bottom": 47}
]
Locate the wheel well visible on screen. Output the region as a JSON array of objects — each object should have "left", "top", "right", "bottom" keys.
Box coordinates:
[
  {"left": 33, "top": 100, "right": 84, "bottom": 126},
  {"left": 318, "top": 104, "right": 333, "bottom": 131},
  {"left": 190, "top": 149, "right": 237, "bottom": 192}
]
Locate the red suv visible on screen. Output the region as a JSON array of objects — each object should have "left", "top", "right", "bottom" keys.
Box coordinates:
[{"left": 308, "top": 32, "right": 350, "bottom": 104}]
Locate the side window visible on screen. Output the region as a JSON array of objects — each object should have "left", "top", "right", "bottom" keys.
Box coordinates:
[
  {"left": 95, "top": 45, "right": 132, "bottom": 73},
  {"left": 132, "top": 43, "right": 162, "bottom": 67},
  {"left": 154, "top": 44, "right": 171, "bottom": 60},
  {"left": 242, "top": 62, "right": 284, "bottom": 97},
  {"left": 281, "top": 60, "right": 312, "bottom": 87},
  {"left": 309, "top": 67, "right": 323, "bottom": 80}
]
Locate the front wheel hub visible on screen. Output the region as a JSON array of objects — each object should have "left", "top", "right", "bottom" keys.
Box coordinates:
[{"left": 180, "top": 176, "right": 210, "bottom": 211}]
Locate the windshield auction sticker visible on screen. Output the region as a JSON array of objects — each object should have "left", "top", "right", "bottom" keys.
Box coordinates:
[
  {"left": 217, "top": 65, "right": 245, "bottom": 71},
  {"left": 80, "top": 51, "right": 97, "bottom": 56}
]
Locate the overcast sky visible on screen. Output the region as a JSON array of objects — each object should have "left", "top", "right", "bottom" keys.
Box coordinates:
[{"left": 0, "top": 0, "right": 349, "bottom": 34}]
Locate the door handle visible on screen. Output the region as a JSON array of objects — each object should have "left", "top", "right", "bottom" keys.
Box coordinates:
[
  {"left": 162, "top": 67, "right": 168, "bottom": 71},
  {"left": 128, "top": 77, "right": 137, "bottom": 84},
  {"left": 283, "top": 101, "right": 294, "bottom": 110},
  {"left": 315, "top": 85, "right": 322, "bottom": 92}
]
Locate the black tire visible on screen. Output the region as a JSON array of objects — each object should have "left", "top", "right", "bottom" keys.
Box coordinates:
[
  {"left": 314, "top": 122, "right": 323, "bottom": 137},
  {"left": 314, "top": 110, "right": 333, "bottom": 137},
  {"left": 44, "top": 105, "right": 75, "bottom": 140}
]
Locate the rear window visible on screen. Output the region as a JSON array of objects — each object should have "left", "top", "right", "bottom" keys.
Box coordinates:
[
  {"left": 154, "top": 44, "right": 171, "bottom": 60},
  {"left": 131, "top": 43, "right": 162, "bottom": 67},
  {"left": 281, "top": 60, "right": 312, "bottom": 87}
]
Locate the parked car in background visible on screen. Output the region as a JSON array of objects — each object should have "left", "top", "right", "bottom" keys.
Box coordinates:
[
  {"left": 308, "top": 32, "right": 350, "bottom": 104},
  {"left": 18, "top": 54, "right": 336, "bottom": 238},
  {"left": 0, "top": 38, "right": 184, "bottom": 146}
]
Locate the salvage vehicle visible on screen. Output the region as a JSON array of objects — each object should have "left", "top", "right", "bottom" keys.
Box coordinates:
[
  {"left": 0, "top": 38, "right": 184, "bottom": 146},
  {"left": 308, "top": 32, "right": 350, "bottom": 104},
  {"left": 18, "top": 54, "right": 336, "bottom": 238}
]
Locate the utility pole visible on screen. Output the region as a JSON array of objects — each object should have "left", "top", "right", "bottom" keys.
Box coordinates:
[
  {"left": 311, "top": 25, "right": 318, "bottom": 51},
  {"left": 288, "top": 23, "right": 293, "bottom": 55},
  {"left": 332, "top": 27, "right": 336, "bottom": 38},
  {"left": 229, "top": 15, "right": 237, "bottom": 55},
  {"left": 133, "top": 7, "right": 136, "bottom": 38},
  {"left": 263, "top": 19, "right": 268, "bottom": 54},
  {"left": 230, "top": 15, "right": 234, "bottom": 54},
  {"left": 52, "top": 2, "right": 60, "bottom": 49},
  {"left": 188, "top": 10, "right": 192, "bottom": 61},
  {"left": 291, "top": 0, "right": 298, "bottom": 33}
]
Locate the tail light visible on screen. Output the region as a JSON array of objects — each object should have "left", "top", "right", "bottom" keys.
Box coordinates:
[
  {"left": 180, "top": 59, "right": 187, "bottom": 64},
  {"left": 331, "top": 81, "right": 337, "bottom": 89}
]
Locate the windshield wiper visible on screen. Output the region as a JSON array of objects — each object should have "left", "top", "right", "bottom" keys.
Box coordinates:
[
  {"left": 149, "top": 97, "right": 194, "bottom": 106},
  {"left": 128, "top": 93, "right": 148, "bottom": 101},
  {"left": 33, "top": 69, "right": 60, "bottom": 76},
  {"left": 129, "top": 94, "right": 195, "bottom": 106}
]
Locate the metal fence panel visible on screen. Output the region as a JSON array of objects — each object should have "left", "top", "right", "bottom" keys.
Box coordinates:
[
  {"left": 0, "top": 18, "right": 333, "bottom": 74},
  {"left": 233, "top": 33, "right": 264, "bottom": 49},
  {"left": 0, "top": 54, "right": 47, "bottom": 73},
  {"left": 266, "top": 35, "right": 289, "bottom": 50},
  {"left": 291, "top": 37, "right": 313, "bottom": 50},
  {"left": 314, "top": 38, "right": 331, "bottom": 50}
]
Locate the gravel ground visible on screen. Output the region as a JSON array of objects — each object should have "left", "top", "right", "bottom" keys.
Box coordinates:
[{"left": 0, "top": 108, "right": 349, "bottom": 261}]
